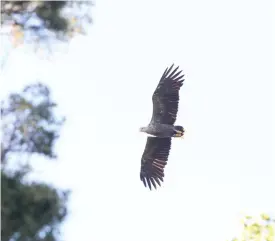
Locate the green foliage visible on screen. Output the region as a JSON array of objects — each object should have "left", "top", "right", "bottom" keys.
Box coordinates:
[
  {"left": 1, "top": 83, "right": 69, "bottom": 241},
  {"left": 1, "top": 170, "right": 69, "bottom": 241},
  {"left": 1, "top": 83, "right": 65, "bottom": 163},
  {"left": 232, "top": 214, "right": 275, "bottom": 241},
  {"left": 1, "top": 1, "right": 93, "bottom": 44}
]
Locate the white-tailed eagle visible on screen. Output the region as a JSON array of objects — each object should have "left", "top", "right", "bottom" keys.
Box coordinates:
[{"left": 139, "top": 64, "right": 185, "bottom": 190}]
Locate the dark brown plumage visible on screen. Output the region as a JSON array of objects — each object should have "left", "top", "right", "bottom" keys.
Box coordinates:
[
  {"left": 139, "top": 64, "right": 185, "bottom": 190},
  {"left": 140, "top": 137, "right": 172, "bottom": 190},
  {"left": 150, "top": 64, "right": 184, "bottom": 125}
]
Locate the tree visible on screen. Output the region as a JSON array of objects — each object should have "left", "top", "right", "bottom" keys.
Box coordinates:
[
  {"left": 1, "top": 1, "right": 93, "bottom": 45},
  {"left": 1, "top": 2, "right": 93, "bottom": 240},
  {"left": 1, "top": 83, "right": 69, "bottom": 241},
  {"left": 0, "top": 1, "right": 93, "bottom": 69},
  {"left": 1, "top": 83, "right": 64, "bottom": 163},
  {"left": 231, "top": 214, "right": 275, "bottom": 241}
]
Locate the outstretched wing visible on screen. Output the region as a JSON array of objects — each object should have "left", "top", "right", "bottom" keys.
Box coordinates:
[
  {"left": 140, "top": 137, "right": 172, "bottom": 190},
  {"left": 150, "top": 64, "right": 185, "bottom": 125}
]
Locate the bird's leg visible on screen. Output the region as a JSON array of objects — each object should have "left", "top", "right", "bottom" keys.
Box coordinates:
[{"left": 173, "top": 132, "right": 183, "bottom": 137}]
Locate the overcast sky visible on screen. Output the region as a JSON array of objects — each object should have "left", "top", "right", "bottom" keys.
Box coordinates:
[{"left": 1, "top": 0, "right": 274, "bottom": 241}]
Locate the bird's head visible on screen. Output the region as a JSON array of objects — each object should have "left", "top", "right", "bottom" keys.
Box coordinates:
[{"left": 139, "top": 127, "right": 147, "bottom": 133}]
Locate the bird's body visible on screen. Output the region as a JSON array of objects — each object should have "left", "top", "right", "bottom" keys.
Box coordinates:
[
  {"left": 140, "top": 123, "right": 184, "bottom": 138},
  {"left": 139, "top": 64, "right": 185, "bottom": 190}
]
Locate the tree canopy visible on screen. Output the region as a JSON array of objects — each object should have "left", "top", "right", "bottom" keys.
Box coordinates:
[
  {"left": 1, "top": 83, "right": 69, "bottom": 241},
  {"left": 1, "top": 1, "right": 93, "bottom": 46},
  {"left": 232, "top": 214, "right": 275, "bottom": 241},
  {"left": 1, "top": 2, "right": 93, "bottom": 240}
]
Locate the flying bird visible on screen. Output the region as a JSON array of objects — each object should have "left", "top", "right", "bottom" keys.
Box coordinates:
[{"left": 139, "top": 64, "right": 185, "bottom": 190}]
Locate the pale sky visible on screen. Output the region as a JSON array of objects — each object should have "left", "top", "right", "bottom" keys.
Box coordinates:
[{"left": 1, "top": 0, "right": 274, "bottom": 241}]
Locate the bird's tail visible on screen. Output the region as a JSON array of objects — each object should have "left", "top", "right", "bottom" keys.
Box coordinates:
[{"left": 174, "top": 125, "right": 184, "bottom": 133}]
